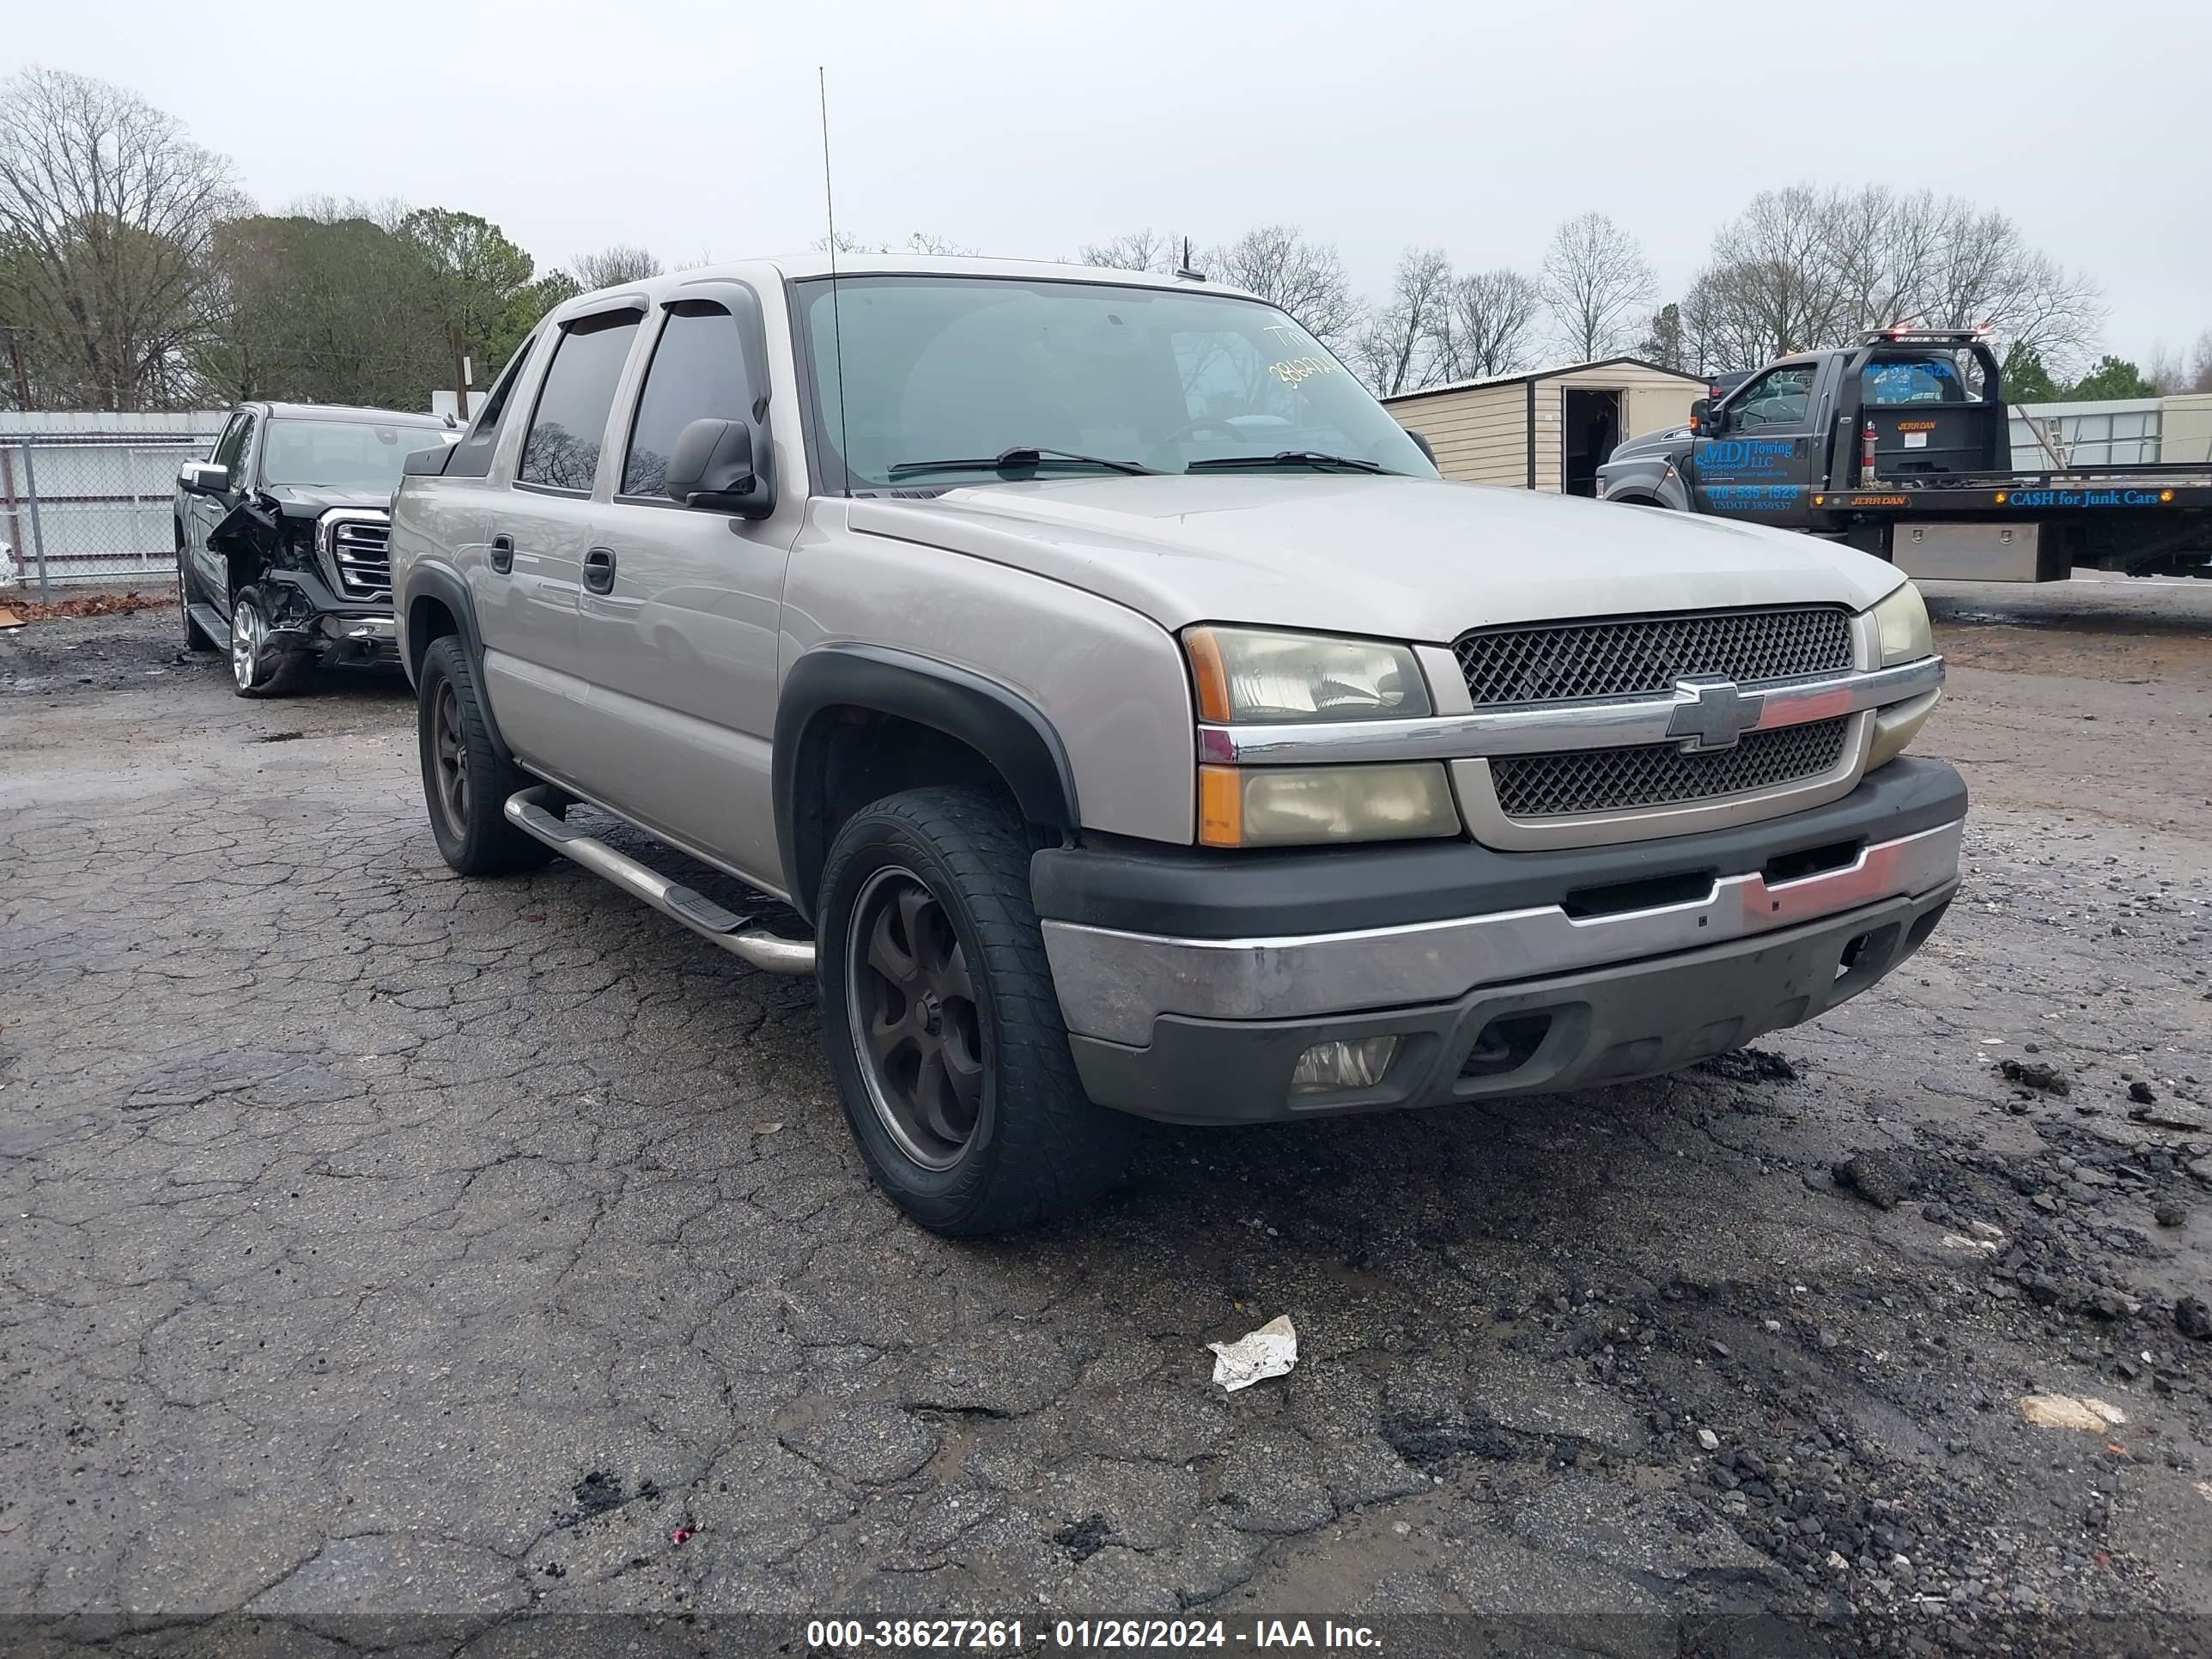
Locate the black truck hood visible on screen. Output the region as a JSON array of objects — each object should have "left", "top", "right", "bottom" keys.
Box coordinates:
[
  {"left": 259, "top": 483, "right": 394, "bottom": 520},
  {"left": 1611, "top": 424, "right": 1693, "bottom": 461}
]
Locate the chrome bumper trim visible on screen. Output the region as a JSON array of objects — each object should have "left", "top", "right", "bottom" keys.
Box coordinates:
[
  {"left": 1196, "top": 654, "right": 1943, "bottom": 767},
  {"left": 1041, "top": 817, "right": 1962, "bottom": 1047}
]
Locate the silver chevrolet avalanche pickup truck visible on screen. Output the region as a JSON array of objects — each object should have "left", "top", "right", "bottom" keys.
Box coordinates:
[{"left": 388, "top": 254, "right": 1964, "bottom": 1236}]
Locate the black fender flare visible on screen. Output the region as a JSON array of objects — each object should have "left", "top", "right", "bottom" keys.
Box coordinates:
[
  {"left": 399, "top": 563, "right": 513, "bottom": 762},
  {"left": 774, "top": 642, "right": 1079, "bottom": 921}
]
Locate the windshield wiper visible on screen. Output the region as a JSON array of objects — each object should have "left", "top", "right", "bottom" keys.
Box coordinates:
[
  {"left": 1186, "top": 451, "right": 1385, "bottom": 474},
  {"left": 888, "top": 445, "right": 1157, "bottom": 478}
]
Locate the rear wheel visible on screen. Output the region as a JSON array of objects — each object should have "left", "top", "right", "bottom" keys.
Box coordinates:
[
  {"left": 416, "top": 635, "right": 554, "bottom": 875},
  {"left": 228, "top": 587, "right": 307, "bottom": 697},
  {"left": 817, "top": 786, "right": 1137, "bottom": 1236}
]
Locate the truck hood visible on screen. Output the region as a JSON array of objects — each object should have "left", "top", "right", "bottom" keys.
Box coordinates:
[
  {"left": 259, "top": 483, "right": 398, "bottom": 520},
  {"left": 844, "top": 476, "right": 1903, "bottom": 641},
  {"left": 1609, "top": 425, "right": 1692, "bottom": 461}
]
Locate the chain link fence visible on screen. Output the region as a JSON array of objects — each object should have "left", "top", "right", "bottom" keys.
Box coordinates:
[{"left": 2, "top": 430, "right": 222, "bottom": 599}]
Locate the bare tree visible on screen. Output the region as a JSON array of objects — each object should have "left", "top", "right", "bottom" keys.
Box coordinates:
[
  {"left": 1429, "top": 267, "right": 1542, "bottom": 383},
  {"left": 1701, "top": 186, "right": 1849, "bottom": 359},
  {"left": 1682, "top": 184, "right": 2104, "bottom": 376},
  {"left": 1540, "top": 212, "right": 1657, "bottom": 362},
  {"left": 1352, "top": 247, "right": 1451, "bottom": 396},
  {"left": 1078, "top": 229, "right": 1180, "bottom": 275},
  {"left": 2192, "top": 329, "right": 2212, "bottom": 395},
  {"left": 1205, "top": 225, "right": 1360, "bottom": 351},
  {"left": 814, "top": 230, "right": 975, "bottom": 256},
  {"left": 0, "top": 66, "right": 242, "bottom": 410},
  {"left": 568, "top": 244, "right": 662, "bottom": 289}
]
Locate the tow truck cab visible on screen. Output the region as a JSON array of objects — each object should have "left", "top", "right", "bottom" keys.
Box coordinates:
[
  {"left": 1683, "top": 330, "right": 2009, "bottom": 528},
  {"left": 1601, "top": 327, "right": 2212, "bottom": 580}
]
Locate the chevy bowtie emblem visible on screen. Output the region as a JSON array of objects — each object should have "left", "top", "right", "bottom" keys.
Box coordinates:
[{"left": 1666, "top": 677, "right": 1765, "bottom": 753}]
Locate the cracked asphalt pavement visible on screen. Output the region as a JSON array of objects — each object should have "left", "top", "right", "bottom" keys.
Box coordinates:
[{"left": 3, "top": 580, "right": 2209, "bottom": 1656}]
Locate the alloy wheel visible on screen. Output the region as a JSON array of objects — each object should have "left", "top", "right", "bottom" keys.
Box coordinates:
[
  {"left": 430, "top": 679, "right": 470, "bottom": 838},
  {"left": 230, "top": 598, "right": 264, "bottom": 690},
  {"left": 845, "top": 866, "right": 985, "bottom": 1170}
]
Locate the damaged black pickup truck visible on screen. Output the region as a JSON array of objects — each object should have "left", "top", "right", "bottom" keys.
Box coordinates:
[{"left": 176, "top": 402, "right": 455, "bottom": 696}]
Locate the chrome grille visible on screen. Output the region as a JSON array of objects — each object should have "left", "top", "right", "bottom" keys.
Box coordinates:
[
  {"left": 330, "top": 519, "right": 391, "bottom": 600},
  {"left": 1490, "top": 717, "right": 1852, "bottom": 818},
  {"left": 1455, "top": 607, "right": 1853, "bottom": 706}
]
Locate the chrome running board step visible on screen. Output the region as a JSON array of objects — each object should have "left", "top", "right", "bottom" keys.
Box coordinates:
[
  {"left": 503, "top": 785, "right": 816, "bottom": 975},
  {"left": 191, "top": 602, "right": 231, "bottom": 643}
]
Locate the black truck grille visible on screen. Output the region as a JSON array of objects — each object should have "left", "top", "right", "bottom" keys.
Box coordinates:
[
  {"left": 1455, "top": 607, "right": 1853, "bottom": 707},
  {"left": 1490, "top": 717, "right": 1853, "bottom": 819},
  {"left": 330, "top": 519, "right": 392, "bottom": 600}
]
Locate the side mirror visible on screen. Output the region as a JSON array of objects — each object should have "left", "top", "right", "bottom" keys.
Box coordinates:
[
  {"left": 663, "top": 417, "right": 775, "bottom": 518},
  {"left": 1407, "top": 429, "right": 1437, "bottom": 465},
  {"left": 1691, "top": 398, "right": 1725, "bottom": 435},
  {"left": 402, "top": 444, "right": 453, "bottom": 477},
  {"left": 179, "top": 460, "right": 229, "bottom": 495}
]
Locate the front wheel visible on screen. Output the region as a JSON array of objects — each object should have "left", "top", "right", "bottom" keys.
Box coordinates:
[
  {"left": 228, "top": 586, "right": 307, "bottom": 697},
  {"left": 416, "top": 635, "right": 555, "bottom": 876},
  {"left": 817, "top": 786, "right": 1137, "bottom": 1236}
]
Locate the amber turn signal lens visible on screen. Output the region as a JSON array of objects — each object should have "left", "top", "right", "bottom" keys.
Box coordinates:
[
  {"left": 1186, "top": 629, "right": 1233, "bottom": 724},
  {"left": 1198, "top": 765, "right": 1243, "bottom": 847}
]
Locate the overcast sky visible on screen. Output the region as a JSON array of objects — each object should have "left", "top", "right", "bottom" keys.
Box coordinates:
[{"left": 12, "top": 0, "right": 2208, "bottom": 366}]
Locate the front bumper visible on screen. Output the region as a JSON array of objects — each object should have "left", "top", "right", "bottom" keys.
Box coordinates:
[
  {"left": 260, "top": 569, "right": 397, "bottom": 665},
  {"left": 1037, "top": 757, "right": 1966, "bottom": 1124},
  {"left": 315, "top": 613, "right": 398, "bottom": 665}
]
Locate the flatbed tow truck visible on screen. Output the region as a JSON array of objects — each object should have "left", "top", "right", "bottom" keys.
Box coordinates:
[{"left": 1597, "top": 327, "right": 2212, "bottom": 580}]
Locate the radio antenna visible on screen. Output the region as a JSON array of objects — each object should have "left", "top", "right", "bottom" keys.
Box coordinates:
[{"left": 818, "top": 66, "right": 853, "bottom": 498}]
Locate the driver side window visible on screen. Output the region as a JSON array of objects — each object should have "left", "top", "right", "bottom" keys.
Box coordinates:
[
  {"left": 221, "top": 413, "right": 258, "bottom": 487},
  {"left": 1728, "top": 366, "right": 1815, "bottom": 431}
]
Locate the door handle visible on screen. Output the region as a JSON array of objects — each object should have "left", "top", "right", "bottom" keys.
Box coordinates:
[
  {"left": 489, "top": 533, "right": 514, "bottom": 574},
  {"left": 582, "top": 546, "right": 617, "bottom": 595}
]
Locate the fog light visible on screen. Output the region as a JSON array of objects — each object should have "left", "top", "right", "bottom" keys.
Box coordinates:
[{"left": 1290, "top": 1036, "right": 1400, "bottom": 1096}]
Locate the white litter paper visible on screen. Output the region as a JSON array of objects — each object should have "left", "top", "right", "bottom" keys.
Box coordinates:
[{"left": 1208, "top": 1315, "right": 1297, "bottom": 1392}]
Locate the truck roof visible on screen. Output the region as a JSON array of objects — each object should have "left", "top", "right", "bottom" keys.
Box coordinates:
[
  {"left": 249, "top": 401, "right": 448, "bottom": 426},
  {"left": 556, "top": 252, "right": 1264, "bottom": 313}
]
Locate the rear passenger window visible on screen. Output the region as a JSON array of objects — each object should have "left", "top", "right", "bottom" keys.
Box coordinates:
[
  {"left": 1862, "top": 357, "right": 1972, "bottom": 406},
  {"left": 621, "top": 305, "right": 750, "bottom": 498},
  {"left": 446, "top": 333, "right": 537, "bottom": 479},
  {"left": 519, "top": 313, "right": 641, "bottom": 492}
]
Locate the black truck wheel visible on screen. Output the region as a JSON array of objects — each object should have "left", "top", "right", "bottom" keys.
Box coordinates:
[
  {"left": 816, "top": 786, "right": 1137, "bottom": 1236},
  {"left": 416, "top": 635, "right": 554, "bottom": 876},
  {"left": 228, "top": 586, "right": 307, "bottom": 697}
]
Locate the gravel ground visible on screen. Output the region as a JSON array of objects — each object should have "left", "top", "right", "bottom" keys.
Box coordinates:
[{"left": 3, "top": 580, "right": 2209, "bottom": 1656}]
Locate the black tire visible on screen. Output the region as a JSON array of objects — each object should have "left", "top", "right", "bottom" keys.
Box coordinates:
[
  {"left": 228, "top": 586, "right": 309, "bottom": 698},
  {"left": 176, "top": 528, "right": 216, "bottom": 651},
  {"left": 416, "top": 635, "right": 555, "bottom": 876},
  {"left": 817, "top": 786, "right": 1137, "bottom": 1236}
]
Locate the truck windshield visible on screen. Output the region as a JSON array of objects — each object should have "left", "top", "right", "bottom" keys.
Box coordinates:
[
  {"left": 260, "top": 419, "right": 449, "bottom": 490},
  {"left": 797, "top": 275, "right": 1437, "bottom": 489}
]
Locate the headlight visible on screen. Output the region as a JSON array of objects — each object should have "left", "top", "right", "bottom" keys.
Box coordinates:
[
  {"left": 1185, "top": 626, "right": 1431, "bottom": 723},
  {"left": 1199, "top": 763, "right": 1459, "bottom": 848},
  {"left": 1870, "top": 581, "right": 1932, "bottom": 665},
  {"left": 1867, "top": 688, "right": 1939, "bottom": 772}
]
